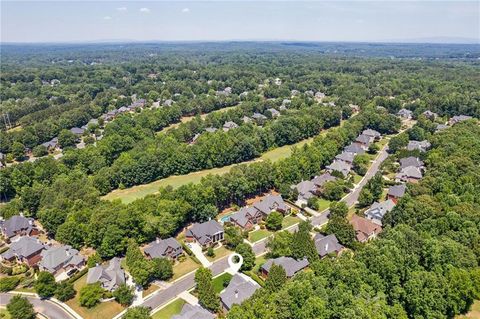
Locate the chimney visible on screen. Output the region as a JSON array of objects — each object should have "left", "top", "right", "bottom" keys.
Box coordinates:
[
  {"left": 325, "top": 243, "right": 329, "bottom": 252},
  {"left": 234, "top": 289, "right": 239, "bottom": 299},
  {"left": 156, "top": 238, "right": 160, "bottom": 244}
]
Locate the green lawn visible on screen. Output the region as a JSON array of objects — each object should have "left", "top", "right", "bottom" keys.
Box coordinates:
[
  {"left": 353, "top": 173, "right": 363, "bottom": 184},
  {"left": 212, "top": 273, "right": 233, "bottom": 293},
  {"left": 282, "top": 215, "right": 300, "bottom": 229},
  {"left": 65, "top": 274, "right": 124, "bottom": 319},
  {"left": 252, "top": 256, "right": 266, "bottom": 273},
  {"left": 206, "top": 245, "right": 231, "bottom": 262},
  {"left": 142, "top": 284, "right": 160, "bottom": 298},
  {"left": 248, "top": 229, "right": 272, "bottom": 243},
  {"left": 456, "top": 300, "right": 480, "bottom": 319},
  {"left": 151, "top": 298, "right": 186, "bottom": 319},
  {"left": 316, "top": 198, "right": 332, "bottom": 212}
]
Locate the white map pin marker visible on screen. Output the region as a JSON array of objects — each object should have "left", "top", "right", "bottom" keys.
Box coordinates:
[{"left": 226, "top": 253, "right": 243, "bottom": 275}]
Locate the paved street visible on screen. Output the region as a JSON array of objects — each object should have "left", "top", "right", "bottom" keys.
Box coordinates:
[{"left": 0, "top": 293, "right": 75, "bottom": 319}]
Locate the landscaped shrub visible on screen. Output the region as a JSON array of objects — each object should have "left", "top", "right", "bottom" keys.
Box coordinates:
[{"left": 0, "top": 276, "right": 20, "bottom": 292}]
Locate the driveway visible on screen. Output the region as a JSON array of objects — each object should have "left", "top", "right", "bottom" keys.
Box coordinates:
[
  {"left": 0, "top": 293, "right": 75, "bottom": 319},
  {"left": 187, "top": 242, "right": 211, "bottom": 267}
]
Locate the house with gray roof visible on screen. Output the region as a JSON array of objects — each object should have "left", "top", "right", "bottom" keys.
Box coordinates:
[
  {"left": 267, "top": 108, "right": 280, "bottom": 118},
  {"left": 362, "top": 129, "right": 381, "bottom": 140},
  {"left": 435, "top": 123, "right": 449, "bottom": 132},
  {"left": 163, "top": 99, "right": 174, "bottom": 107},
  {"left": 313, "top": 233, "right": 344, "bottom": 258},
  {"left": 205, "top": 127, "right": 218, "bottom": 133},
  {"left": 449, "top": 115, "right": 472, "bottom": 125},
  {"left": 344, "top": 143, "right": 366, "bottom": 155},
  {"left": 144, "top": 237, "right": 183, "bottom": 260},
  {"left": 311, "top": 173, "right": 337, "bottom": 190},
  {"left": 335, "top": 151, "right": 355, "bottom": 164},
  {"left": 41, "top": 137, "right": 59, "bottom": 151},
  {"left": 422, "top": 110, "right": 438, "bottom": 120},
  {"left": 0, "top": 215, "right": 39, "bottom": 239},
  {"left": 220, "top": 273, "right": 260, "bottom": 311},
  {"left": 294, "top": 180, "right": 318, "bottom": 205},
  {"left": 354, "top": 134, "right": 373, "bottom": 147},
  {"left": 186, "top": 220, "right": 224, "bottom": 247},
  {"left": 387, "top": 184, "right": 407, "bottom": 202},
  {"left": 229, "top": 206, "right": 263, "bottom": 230},
  {"left": 70, "top": 127, "right": 85, "bottom": 136},
  {"left": 395, "top": 166, "right": 423, "bottom": 183},
  {"left": 252, "top": 112, "right": 267, "bottom": 123},
  {"left": 38, "top": 245, "right": 85, "bottom": 278},
  {"left": 1, "top": 236, "right": 45, "bottom": 266},
  {"left": 305, "top": 90, "right": 314, "bottom": 96},
  {"left": 407, "top": 140, "right": 431, "bottom": 152},
  {"left": 397, "top": 108, "right": 413, "bottom": 119},
  {"left": 239, "top": 91, "right": 249, "bottom": 99},
  {"left": 282, "top": 99, "right": 291, "bottom": 106},
  {"left": 172, "top": 304, "right": 214, "bottom": 319},
  {"left": 326, "top": 160, "right": 352, "bottom": 177},
  {"left": 364, "top": 199, "right": 396, "bottom": 226},
  {"left": 261, "top": 256, "right": 309, "bottom": 278},
  {"left": 223, "top": 121, "right": 238, "bottom": 132},
  {"left": 242, "top": 116, "right": 252, "bottom": 124},
  {"left": 291, "top": 89, "right": 300, "bottom": 96},
  {"left": 399, "top": 157, "right": 424, "bottom": 170},
  {"left": 315, "top": 91, "right": 326, "bottom": 100},
  {"left": 253, "top": 194, "right": 290, "bottom": 216},
  {"left": 87, "top": 257, "right": 125, "bottom": 291}
]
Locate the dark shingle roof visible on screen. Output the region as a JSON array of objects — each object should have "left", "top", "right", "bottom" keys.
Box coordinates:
[
  {"left": 387, "top": 184, "right": 406, "bottom": 198},
  {"left": 220, "top": 273, "right": 260, "bottom": 310},
  {"left": 314, "top": 234, "right": 344, "bottom": 257},
  {"left": 186, "top": 220, "right": 223, "bottom": 245},
  {"left": 261, "top": 256, "right": 309, "bottom": 278},
  {"left": 144, "top": 238, "right": 182, "bottom": 259},
  {"left": 1, "top": 215, "right": 34, "bottom": 238}
]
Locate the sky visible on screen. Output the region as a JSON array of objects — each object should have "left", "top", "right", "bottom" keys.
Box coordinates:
[{"left": 1, "top": 1, "right": 479, "bottom": 43}]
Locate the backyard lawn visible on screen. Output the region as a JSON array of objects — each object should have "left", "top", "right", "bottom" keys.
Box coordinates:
[
  {"left": 151, "top": 298, "right": 186, "bottom": 319},
  {"left": 212, "top": 273, "right": 233, "bottom": 293},
  {"left": 282, "top": 215, "right": 300, "bottom": 229},
  {"left": 172, "top": 255, "right": 200, "bottom": 280},
  {"left": 316, "top": 198, "right": 332, "bottom": 212},
  {"left": 66, "top": 274, "right": 124, "bottom": 319},
  {"left": 248, "top": 229, "right": 272, "bottom": 243}
]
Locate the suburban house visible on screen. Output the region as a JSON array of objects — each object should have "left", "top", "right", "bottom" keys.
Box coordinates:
[
  {"left": 260, "top": 256, "right": 309, "bottom": 278},
  {"left": 282, "top": 99, "right": 291, "bottom": 107},
  {"left": 350, "top": 215, "right": 382, "bottom": 243},
  {"left": 311, "top": 173, "right": 337, "bottom": 190},
  {"left": 354, "top": 134, "right": 373, "bottom": 147},
  {"left": 86, "top": 257, "right": 125, "bottom": 292},
  {"left": 41, "top": 137, "right": 59, "bottom": 151},
  {"left": 364, "top": 199, "right": 396, "bottom": 225},
  {"left": 435, "top": 124, "right": 449, "bottom": 132},
  {"left": 326, "top": 160, "right": 352, "bottom": 177},
  {"left": 144, "top": 237, "right": 183, "bottom": 260},
  {"left": 305, "top": 90, "right": 314, "bottom": 96},
  {"left": 253, "top": 194, "right": 290, "bottom": 216},
  {"left": 344, "top": 143, "right": 366, "bottom": 155},
  {"left": 229, "top": 206, "right": 263, "bottom": 230},
  {"left": 223, "top": 121, "right": 239, "bottom": 132},
  {"left": 422, "top": 110, "right": 438, "bottom": 120},
  {"left": 362, "top": 129, "right": 381, "bottom": 140},
  {"left": 294, "top": 180, "right": 318, "bottom": 205},
  {"left": 400, "top": 156, "right": 424, "bottom": 170},
  {"left": 291, "top": 89, "right": 300, "bottom": 96},
  {"left": 1, "top": 236, "right": 45, "bottom": 266},
  {"left": 387, "top": 184, "right": 407, "bottom": 203},
  {"left": 185, "top": 220, "right": 224, "bottom": 247},
  {"left": 163, "top": 99, "right": 174, "bottom": 107},
  {"left": 449, "top": 115, "right": 472, "bottom": 125},
  {"left": 313, "top": 234, "right": 344, "bottom": 258},
  {"left": 267, "top": 108, "right": 280, "bottom": 118},
  {"left": 0, "top": 215, "right": 39, "bottom": 240},
  {"left": 349, "top": 104, "right": 360, "bottom": 112},
  {"left": 252, "top": 112, "right": 267, "bottom": 123},
  {"left": 335, "top": 151, "right": 355, "bottom": 164},
  {"left": 70, "top": 127, "right": 85, "bottom": 136},
  {"left": 220, "top": 273, "right": 260, "bottom": 311},
  {"left": 239, "top": 92, "right": 249, "bottom": 99},
  {"left": 172, "top": 304, "right": 214, "bottom": 319},
  {"left": 38, "top": 245, "right": 85, "bottom": 278},
  {"left": 407, "top": 140, "right": 431, "bottom": 152},
  {"left": 242, "top": 116, "right": 252, "bottom": 123},
  {"left": 395, "top": 166, "right": 423, "bottom": 183},
  {"left": 315, "top": 91, "right": 326, "bottom": 101},
  {"left": 397, "top": 108, "right": 413, "bottom": 119}
]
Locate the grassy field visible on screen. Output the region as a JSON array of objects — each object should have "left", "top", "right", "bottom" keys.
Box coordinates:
[
  {"left": 316, "top": 198, "right": 332, "bottom": 212},
  {"left": 151, "top": 298, "right": 185, "bottom": 319},
  {"left": 282, "top": 215, "right": 300, "bottom": 229},
  {"left": 212, "top": 273, "right": 233, "bottom": 293},
  {"left": 248, "top": 229, "right": 272, "bottom": 243},
  {"left": 65, "top": 274, "right": 124, "bottom": 319},
  {"left": 457, "top": 300, "right": 480, "bottom": 319},
  {"left": 103, "top": 137, "right": 317, "bottom": 203}
]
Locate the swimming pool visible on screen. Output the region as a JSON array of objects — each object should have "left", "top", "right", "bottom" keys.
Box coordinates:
[{"left": 220, "top": 214, "right": 233, "bottom": 223}]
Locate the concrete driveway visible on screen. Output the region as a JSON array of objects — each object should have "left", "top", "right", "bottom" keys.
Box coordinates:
[{"left": 187, "top": 242, "right": 212, "bottom": 267}]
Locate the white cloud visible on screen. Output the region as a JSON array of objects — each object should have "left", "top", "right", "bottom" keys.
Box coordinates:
[
  {"left": 182, "top": 8, "right": 190, "bottom": 13},
  {"left": 139, "top": 7, "right": 150, "bottom": 13},
  {"left": 103, "top": 16, "right": 112, "bottom": 20},
  {"left": 117, "top": 7, "right": 127, "bottom": 12}
]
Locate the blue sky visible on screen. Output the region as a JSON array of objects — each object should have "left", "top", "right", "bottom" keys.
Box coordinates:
[{"left": 1, "top": 1, "right": 479, "bottom": 43}]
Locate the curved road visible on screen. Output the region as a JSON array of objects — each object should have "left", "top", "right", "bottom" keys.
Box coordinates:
[{"left": 0, "top": 293, "right": 75, "bottom": 319}]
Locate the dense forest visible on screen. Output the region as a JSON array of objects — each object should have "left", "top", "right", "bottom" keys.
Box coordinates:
[{"left": 227, "top": 121, "right": 480, "bottom": 319}]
